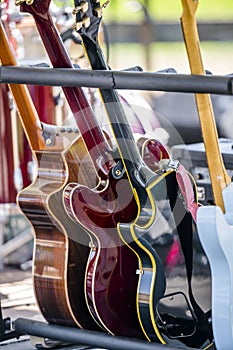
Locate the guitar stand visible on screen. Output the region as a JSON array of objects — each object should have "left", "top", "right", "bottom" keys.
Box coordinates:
[
  {"left": 1, "top": 65, "right": 231, "bottom": 350},
  {"left": 0, "top": 306, "right": 200, "bottom": 350}
]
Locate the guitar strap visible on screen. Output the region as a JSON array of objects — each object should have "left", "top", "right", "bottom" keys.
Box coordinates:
[{"left": 160, "top": 159, "right": 213, "bottom": 342}]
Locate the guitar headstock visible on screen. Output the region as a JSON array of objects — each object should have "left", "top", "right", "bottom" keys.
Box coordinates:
[
  {"left": 15, "top": 0, "right": 51, "bottom": 18},
  {"left": 181, "top": 0, "right": 198, "bottom": 18},
  {"left": 73, "top": 0, "right": 109, "bottom": 41}
]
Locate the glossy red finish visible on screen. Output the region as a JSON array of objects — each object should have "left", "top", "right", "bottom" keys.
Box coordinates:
[
  {"left": 20, "top": 1, "right": 111, "bottom": 167},
  {"left": 64, "top": 173, "right": 145, "bottom": 338},
  {"left": 28, "top": 85, "right": 55, "bottom": 124},
  {"left": 0, "top": 84, "right": 17, "bottom": 203}
]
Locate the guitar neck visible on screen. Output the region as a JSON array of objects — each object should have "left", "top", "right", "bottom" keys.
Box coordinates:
[
  {"left": 0, "top": 20, "right": 44, "bottom": 151},
  {"left": 180, "top": 0, "right": 231, "bottom": 211},
  {"left": 20, "top": 2, "right": 111, "bottom": 166},
  {"left": 82, "top": 36, "right": 144, "bottom": 171}
]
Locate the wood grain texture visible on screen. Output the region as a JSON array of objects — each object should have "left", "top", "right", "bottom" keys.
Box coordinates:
[
  {"left": 18, "top": 141, "right": 101, "bottom": 329},
  {"left": 180, "top": 0, "right": 231, "bottom": 211}
]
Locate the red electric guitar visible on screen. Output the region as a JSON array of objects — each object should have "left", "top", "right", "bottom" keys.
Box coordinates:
[
  {"left": 0, "top": 17, "right": 100, "bottom": 330},
  {"left": 18, "top": 0, "right": 172, "bottom": 340},
  {"left": 70, "top": 1, "right": 214, "bottom": 348}
]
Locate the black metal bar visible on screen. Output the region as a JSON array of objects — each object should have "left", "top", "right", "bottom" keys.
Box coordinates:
[
  {"left": 14, "top": 318, "right": 199, "bottom": 350},
  {"left": 0, "top": 65, "right": 233, "bottom": 95}
]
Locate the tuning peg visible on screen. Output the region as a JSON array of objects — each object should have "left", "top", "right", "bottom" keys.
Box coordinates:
[
  {"left": 75, "top": 15, "right": 91, "bottom": 31},
  {"left": 73, "top": 1, "right": 88, "bottom": 15},
  {"left": 93, "top": 0, "right": 110, "bottom": 18},
  {"left": 15, "top": 0, "right": 34, "bottom": 5}
]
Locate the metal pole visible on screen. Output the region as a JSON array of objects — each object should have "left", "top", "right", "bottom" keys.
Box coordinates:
[
  {"left": 0, "top": 65, "right": 232, "bottom": 95},
  {"left": 14, "top": 318, "right": 199, "bottom": 350}
]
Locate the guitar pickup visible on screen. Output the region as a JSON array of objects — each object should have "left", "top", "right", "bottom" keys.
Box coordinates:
[
  {"left": 73, "top": 1, "right": 89, "bottom": 14},
  {"left": 75, "top": 15, "right": 91, "bottom": 31}
]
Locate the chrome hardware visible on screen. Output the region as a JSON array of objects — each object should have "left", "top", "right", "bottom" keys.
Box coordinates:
[
  {"left": 89, "top": 242, "right": 97, "bottom": 250},
  {"left": 94, "top": 0, "right": 110, "bottom": 18},
  {"left": 158, "top": 158, "right": 180, "bottom": 172},
  {"left": 45, "top": 138, "right": 52, "bottom": 146},
  {"left": 136, "top": 269, "right": 144, "bottom": 275},
  {"left": 75, "top": 16, "right": 91, "bottom": 31},
  {"left": 73, "top": 1, "right": 88, "bottom": 14}
]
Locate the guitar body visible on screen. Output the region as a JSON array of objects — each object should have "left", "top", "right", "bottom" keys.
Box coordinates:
[
  {"left": 197, "top": 183, "right": 233, "bottom": 350},
  {"left": 64, "top": 171, "right": 146, "bottom": 338},
  {"left": 17, "top": 135, "right": 101, "bottom": 330},
  {"left": 63, "top": 137, "right": 171, "bottom": 338}
]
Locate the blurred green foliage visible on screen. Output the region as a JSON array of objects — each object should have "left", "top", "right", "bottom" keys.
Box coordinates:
[
  {"left": 105, "top": 0, "right": 233, "bottom": 21},
  {"left": 54, "top": 0, "right": 233, "bottom": 21}
]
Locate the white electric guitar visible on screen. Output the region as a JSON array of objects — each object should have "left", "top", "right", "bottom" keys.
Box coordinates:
[
  {"left": 197, "top": 183, "right": 233, "bottom": 350},
  {"left": 181, "top": 1, "right": 233, "bottom": 349}
]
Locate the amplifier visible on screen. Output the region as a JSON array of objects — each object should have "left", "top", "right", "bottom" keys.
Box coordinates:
[{"left": 171, "top": 138, "right": 233, "bottom": 205}]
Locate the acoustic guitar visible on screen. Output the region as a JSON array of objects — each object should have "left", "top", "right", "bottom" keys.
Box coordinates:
[
  {"left": 68, "top": 1, "right": 214, "bottom": 348},
  {"left": 0, "top": 17, "right": 101, "bottom": 330}
]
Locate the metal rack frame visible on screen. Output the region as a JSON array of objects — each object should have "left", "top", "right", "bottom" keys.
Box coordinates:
[{"left": 0, "top": 65, "right": 228, "bottom": 349}]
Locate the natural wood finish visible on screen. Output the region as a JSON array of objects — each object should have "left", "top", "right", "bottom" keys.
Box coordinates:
[
  {"left": 180, "top": 0, "right": 231, "bottom": 211},
  {"left": 0, "top": 20, "right": 44, "bottom": 151},
  {"left": 0, "top": 19, "right": 100, "bottom": 329}
]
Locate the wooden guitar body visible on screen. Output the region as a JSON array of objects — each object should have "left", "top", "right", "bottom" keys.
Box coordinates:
[
  {"left": 0, "top": 14, "right": 101, "bottom": 330},
  {"left": 64, "top": 169, "right": 146, "bottom": 338},
  {"left": 17, "top": 131, "right": 101, "bottom": 330},
  {"left": 63, "top": 137, "right": 171, "bottom": 338}
]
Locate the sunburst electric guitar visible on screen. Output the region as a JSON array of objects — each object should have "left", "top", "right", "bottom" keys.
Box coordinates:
[{"left": 0, "top": 18, "right": 101, "bottom": 330}]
